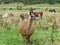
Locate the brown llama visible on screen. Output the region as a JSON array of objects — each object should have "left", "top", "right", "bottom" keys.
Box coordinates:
[
  {"left": 32, "top": 12, "right": 43, "bottom": 19},
  {"left": 52, "top": 19, "right": 58, "bottom": 30},
  {"left": 51, "top": 18, "right": 59, "bottom": 43},
  {"left": 30, "top": 8, "right": 43, "bottom": 19},
  {"left": 52, "top": 18, "right": 60, "bottom": 30},
  {"left": 49, "top": 9, "right": 56, "bottom": 12},
  {"left": 19, "top": 8, "right": 36, "bottom": 45}
]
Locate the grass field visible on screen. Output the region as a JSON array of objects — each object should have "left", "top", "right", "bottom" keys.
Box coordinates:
[{"left": 0, "top": 3, "right": 60, "bottom": 45}]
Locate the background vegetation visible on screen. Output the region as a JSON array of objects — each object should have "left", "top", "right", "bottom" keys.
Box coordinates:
[{"left": 0, "top": 0, "right": 60, "bottom": 4}]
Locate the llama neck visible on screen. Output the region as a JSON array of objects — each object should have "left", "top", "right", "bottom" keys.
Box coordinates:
[{"left": 27, "top": 19, "right": 33, "bottom": 31}]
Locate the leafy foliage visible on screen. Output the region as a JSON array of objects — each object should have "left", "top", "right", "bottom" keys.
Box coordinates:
[{"left": 0, "top": 0, "right": 60, "bottom": 4}]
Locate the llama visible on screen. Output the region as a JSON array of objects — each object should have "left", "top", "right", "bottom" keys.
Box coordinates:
[
  {"left": 19, "top": 8, "right": 36, "bottom": 45},
  {"left": 52, "top": 18, "right": 60, "bottom": 30},
  {"left": 2, "top": 12, "right": 19, "bottom": 28}
]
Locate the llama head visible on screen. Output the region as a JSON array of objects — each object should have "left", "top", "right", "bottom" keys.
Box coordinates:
[
  {"left": 30, "top": 13, "right": 36, "bottom": 20},
  {"left": 30, "top": 7, "right": 36, "bottom": 20}
]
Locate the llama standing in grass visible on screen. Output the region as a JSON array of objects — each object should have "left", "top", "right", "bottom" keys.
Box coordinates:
[
  {"left": 52, "top": 18, "right": 60, "bottom": 30},
  {"left": 19, "top": 8, "right": 36, "bottom": 45},
  {"left": 2, "top": 12, "right": 19, "bottom": 28},
  {"left": 2, "top": 12, "right": 14, "bottom": 27},
  {"left": 51, "top": 18, "right": 60, "bottom": 43},
  {"left": 30, "top": 7, "right": 43, "bottom": 19}
]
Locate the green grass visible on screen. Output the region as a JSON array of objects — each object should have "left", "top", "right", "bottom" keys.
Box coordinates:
[{"left": 0, "top": 24, "right": 60, "bottom": 45}]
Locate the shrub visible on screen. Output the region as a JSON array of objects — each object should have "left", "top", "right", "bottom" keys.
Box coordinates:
[
  {"left": 17, "top": 6, "right": 22, "bottom": 10},
  {"left": 0, "top": 2, "right": 1, "bottom": 4},
  {"left": 3, "top": 2, "right": 10, "bottom": 4},
  {"left": 9, "top": 8, "right": 13, "bottom": 10},
  {"left": 3, "top": 8, "right": 6, "bottom": 10}
]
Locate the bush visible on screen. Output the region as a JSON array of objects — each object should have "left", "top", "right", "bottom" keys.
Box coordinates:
[
  {"left": 3, "top": 8, "right": 6, "bottom": 10},
  {"left": 9, "top": 8, "right": 13, "bottom": 10},
  {"left": 3, "top": 2, "right": 10, "bottom": 4},
  {"left": 0, "top": 2, "right": 1, "bottom": 4},
  {"left": 17, "top": 6, "right": 22, "bottom": 10}
]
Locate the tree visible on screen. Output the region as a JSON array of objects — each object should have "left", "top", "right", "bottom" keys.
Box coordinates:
[{"left": 48, "top": 0, "right": 55, "bottom": 4}]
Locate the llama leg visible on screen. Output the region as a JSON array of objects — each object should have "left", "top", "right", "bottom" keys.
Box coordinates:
[
  {"left": 38, "top": 14, "right": 42, "bottom": 27},
  {"left": 41, "top": 15, "right": 42, "bottom": 19},
  {"left": 28, "top": 36, "right": 30, "bottom": 43},
  {"left": 23, "top": 37, "right": 26, "bottom": 45},
  {"left": 26, "top": 36, "right": 30, "bottom": 45}
]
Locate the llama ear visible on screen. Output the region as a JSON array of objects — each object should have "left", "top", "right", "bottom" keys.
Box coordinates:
[{"left": 30, "top": 7, "right": 33, "bottom": 15}]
